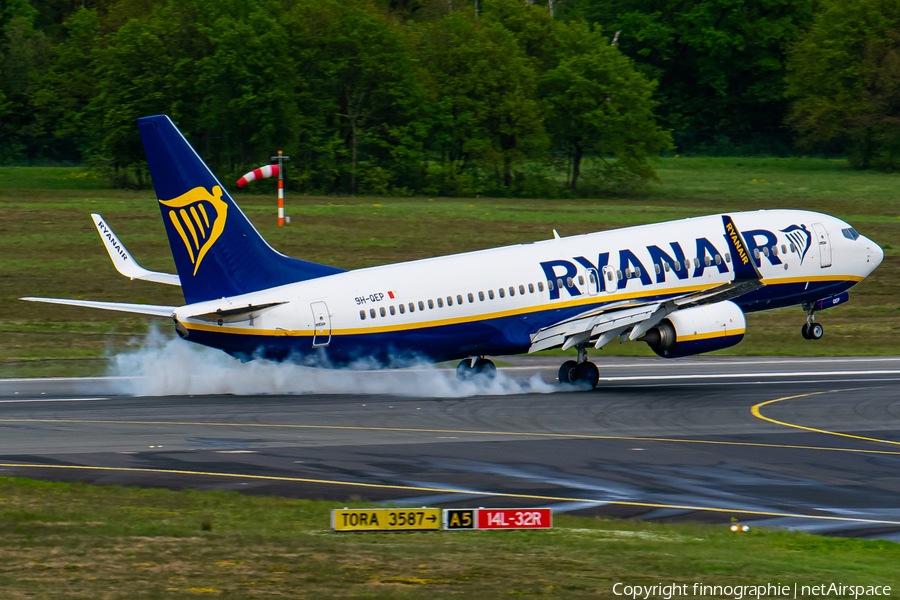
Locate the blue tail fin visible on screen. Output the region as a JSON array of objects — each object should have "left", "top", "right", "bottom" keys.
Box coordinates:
[{"left": 138, "top": 115, "right": 345, "bottom": 304}]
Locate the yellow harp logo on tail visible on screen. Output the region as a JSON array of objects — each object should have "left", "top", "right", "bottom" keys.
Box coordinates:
[{"left": 159, "top": 186, "right": 228, "bottom": 276}]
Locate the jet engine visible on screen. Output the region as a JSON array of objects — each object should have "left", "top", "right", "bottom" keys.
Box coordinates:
[{"left": 640, "top": 301, "right": 746, "bottom": 358}]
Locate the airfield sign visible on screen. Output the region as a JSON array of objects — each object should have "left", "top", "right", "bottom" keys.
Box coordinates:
[{"left": 331, "top": 508, "right": 441, "bottom": 532}]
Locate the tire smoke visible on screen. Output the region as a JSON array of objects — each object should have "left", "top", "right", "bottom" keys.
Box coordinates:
[{"left": 108, "top": 325, "right": 557, "bottom": 398}]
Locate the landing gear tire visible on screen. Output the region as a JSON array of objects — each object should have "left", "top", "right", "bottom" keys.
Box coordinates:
[
  {"left": 558, "top": 360, "right": 599, "bottom": 389},
  {"left": 473, "top": 358, "right": 497, "bottom": 379},
  {"left": 558, "top": 360, "right": 578, "bottom": 384},
  {"left": 574, "top": 361, "right": 600, "bottom": 389},
  {"left": 456, "top": 360, "right": 475, "bottom": 381},
  {"left": 801, "top": 323, "right": 810, "bottom": 339},
  {"left": 808, "top": 323, "right": 824, "bottom": 340},
  {"left": 458, "top": 358, "right": 497, "bottom": 381}
]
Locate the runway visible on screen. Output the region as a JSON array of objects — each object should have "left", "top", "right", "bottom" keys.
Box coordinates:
[{"left": 1, "top": 356, "right": 899, "bottom": 539}]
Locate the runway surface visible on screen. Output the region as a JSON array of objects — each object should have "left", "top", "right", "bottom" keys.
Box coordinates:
[{"left": 1, "top": 355, "right": 899, "bottom": 539}]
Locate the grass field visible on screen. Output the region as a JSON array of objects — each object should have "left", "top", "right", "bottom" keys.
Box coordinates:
[
  {"left": 1, "top": 476, "right": 898, "bottom": 598},
  {"left": 1, "top": 158, "right": 898, "bottom": 377}
]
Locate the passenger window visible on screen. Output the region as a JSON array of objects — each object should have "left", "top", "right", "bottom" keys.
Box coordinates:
[
  {"left": 509, "top": 286, "right": 515, "bottom": 297},
  {"left": 499, "top": 288, "right": 506, "bottom": 298},
  {"left": 685, "top": 259, "right": 691, "bottom": 270},
  {"left": 616, "top": 269, "right": 623, "bottom": 280},
  {"left": 790, "top": 243, "right": 796, "bottom": 253},
  {"left": 693, "top": 258, "right": 700, "bottom": 268},
  {"left": 556, "top": 278, "right": 564, "bottom": 289},
  {"left": 725, "top": 253, "right": 731, "bottom": 263},
  {"left": 762, "top": 247, "right": 770, "bottom": 257},
  {"left": 715, "top": 254, "right": 722, "bottom": 265},
  {"left": 519, "top": 284, "right": 526, "bottom": 294},
  {"left": 399, "top": 304, "right": 405, "bottom": 314},
  {"left": 489, "top": 290, "right": 495, "bottom": 299},
  {"left": 437, "top": 298, "right": 444, "bottom": 308},
  {"left": 370, "top": 308, "right": 376, "bottom": 318},
  {"left": 418, "top": 301, "right": 425, "bottom": 311},
  {"left": 753, "top": 249, "right": 760, "bottom": 259},
  {"left": 409, "top": 302, "right": 416, "bottom": 313},
  {"left": 360, "top": 310, "right": 366, "bottom": 320},
  {"left": 704, "top": 256, "right": 711, "bottom": 266},
  {"left": 468, "top": 293, "right": 474, "bottom": 303},
  {"left": 664, "top": 262, "right": 670, "bottom": 272},
  {"left": 624, "top": 269, "right": 631, "bottom": 279},
  {"left": 673, "top": 261, "right": 680, "bottom": 271},
  {"left": 547, "top": 280, "right": 554, "bottom": 291},
  {"left": 771, "top": 246, "right": 778, "bottom": 256},
  {"left": 380, "top": 307, "right": 386, "bottom": 317},
  {"left": 654, "top": 263, "right": 661, "bottom": 274},
  {"left": 577, "top": 276, "right": 584, "bottom": 286},
  {"left": 635, "top": 267, "right": 641, "bottom": 278},
  {"left": 538, "top": 282, "right": 544, "bottom": 292},
  {"left": 479, "top": 291, "right": 485, "bottom": 301},
  {"left": 457, "top": 294, "right": 463, "bottom": 305},
  {"left": 428, "top": 299, "right": 434, "bottom": 309},
  {"left": 389, "top": 305, "right": 396, "bottom": 316},
  {"left": 528, "top": 283, "right": 534, "bottom": 293},
  {"left": 446, "top": 296, "right": 453, "bottom": 306},
  {"left": 781, "top": 244, "right": 787, "bottom": 254}
]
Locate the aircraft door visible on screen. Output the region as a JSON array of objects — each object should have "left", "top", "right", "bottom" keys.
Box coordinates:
[
  {"left": 310, "top": 301, "right": 331, "bottom": 347},
  {"left": 601, "top": 265, "right": 617, "bottom": 293},
  {"left": 811, "top": 223, "right": 832, "bottom": 268},
  {"left": 586, "top": 268, "right": 600, "bottom": 296}
]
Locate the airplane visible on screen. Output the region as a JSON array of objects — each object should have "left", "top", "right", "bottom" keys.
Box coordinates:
[{"left": 22, "top": 116, "right": 885, "bottom": 389}]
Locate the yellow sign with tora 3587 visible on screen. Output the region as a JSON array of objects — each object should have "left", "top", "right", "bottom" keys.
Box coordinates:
[{"left": 331, "top": 508, "right": 441, "bottom": 532}]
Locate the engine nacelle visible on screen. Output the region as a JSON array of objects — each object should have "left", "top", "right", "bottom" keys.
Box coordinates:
[{"left": 641, "top": 301, "right": 746, "bottom": 358}]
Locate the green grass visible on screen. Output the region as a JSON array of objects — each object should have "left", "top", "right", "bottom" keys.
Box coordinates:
[
  {"left": 1, "top": 159, "right": 898, "bottom": 377},
  {"left": 1, "top": 476, "right": 898, "bottom": 598}
]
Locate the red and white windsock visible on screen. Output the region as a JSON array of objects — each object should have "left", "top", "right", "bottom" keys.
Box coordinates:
[{"left": 236, "top": 164, "right": 280, "bottom": 188}]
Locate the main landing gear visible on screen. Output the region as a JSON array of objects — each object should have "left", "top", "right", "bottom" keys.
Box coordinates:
[
  {"left": 456, "top": 357, "right": 497, "bottom": 381},
  {"left": 801, "top": 303, "right": 824, "bottom": 341},
  {"left": 558, "top": 346, "right": 600, "bottom": 390}
]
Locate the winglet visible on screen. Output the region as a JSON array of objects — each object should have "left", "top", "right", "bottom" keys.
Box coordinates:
[
  {"left": 722, "top": 215, "right": 762, "bottom": 281},
  {"left": 92, "top": 214, "right": 181, "bottom": 286}
]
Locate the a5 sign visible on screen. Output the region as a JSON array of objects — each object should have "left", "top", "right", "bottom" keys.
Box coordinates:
[{"left": 443, "top": 508, "right": 552, "bottom": 530}]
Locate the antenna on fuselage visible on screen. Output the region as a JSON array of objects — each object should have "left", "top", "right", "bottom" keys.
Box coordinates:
[{"left": 552, "top": 229, "right": 561, "bottom": 239}]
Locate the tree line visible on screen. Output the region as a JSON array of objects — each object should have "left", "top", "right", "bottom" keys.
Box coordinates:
[{"left": 1, "top": 0, "right": 898, "bottom": 197}]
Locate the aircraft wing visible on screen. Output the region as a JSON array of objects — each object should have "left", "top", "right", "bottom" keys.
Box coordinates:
[
  {"left": 20, "top": 297, "right": 176, "bottom": 318},
  {"left": 92, "top": 214, "right": 181, "bottom": 286},
  {"left": 528, "top": 215, "right": 763, "bottom": 353}
]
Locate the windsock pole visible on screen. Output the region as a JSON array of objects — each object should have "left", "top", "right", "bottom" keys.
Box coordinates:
[
  {"left": 277, "top": 151, "right": 284, "bottom": 226},
  {"left": 269, "top": 150, "right": 290, "bottom": 226}
]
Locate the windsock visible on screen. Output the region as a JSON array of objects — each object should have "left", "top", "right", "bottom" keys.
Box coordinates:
[{"left": 236, "top": 164, "right": 280, "bottom": 188}]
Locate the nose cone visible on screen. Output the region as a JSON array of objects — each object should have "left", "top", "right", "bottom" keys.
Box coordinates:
[{"left": 866, "top": 237, "right": 884, "bottom": 271}]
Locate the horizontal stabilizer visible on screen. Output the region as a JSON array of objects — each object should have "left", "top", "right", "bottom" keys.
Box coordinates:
[
  {"left": 20, "top": 297, "right": 175, "bottom": 318},
  {"left": 184, "top": 301, "right": 287, "bottom": 323},
  {"left": 92, "top": 214, "right": 181, "bottom": 286}
]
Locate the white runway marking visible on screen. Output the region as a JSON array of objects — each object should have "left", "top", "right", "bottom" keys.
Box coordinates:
[
  {"left": 0, "top": 397, "right": 109, "bottom": 403},
  {"left": 600, "top": 370, "right": 900, "bottom": 381}
]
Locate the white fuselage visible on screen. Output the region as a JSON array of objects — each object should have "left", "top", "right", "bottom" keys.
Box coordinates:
[{"left": 173, "top": 210, "right": 882, "bottom": 363}]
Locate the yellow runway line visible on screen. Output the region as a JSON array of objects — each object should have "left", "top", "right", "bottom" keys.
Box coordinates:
[
  {"left": 3, "top": 462, "right": 900, "bottom": 526},
  {"left": 751, "top": 387, "right": 900, "bottom": 447},
  {"left": 3, "top": 417, "right": 900, "bottom": 456}
]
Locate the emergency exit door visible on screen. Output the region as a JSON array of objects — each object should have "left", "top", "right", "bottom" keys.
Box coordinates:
[{"left": 310, "top": 301, "right": 331, "bottom": 347}]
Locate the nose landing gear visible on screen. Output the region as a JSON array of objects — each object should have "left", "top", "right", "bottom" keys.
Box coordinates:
[
  {"left": 558, "top": 345, "right": 600, "bottom": 389},
  {"left": 801, "top": 303, "right": 824, "bottom": 340}
]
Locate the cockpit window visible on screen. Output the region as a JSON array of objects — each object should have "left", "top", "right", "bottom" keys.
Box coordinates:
[{"left": 841, "top": 227, "right": 860, "bottom": 241}]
